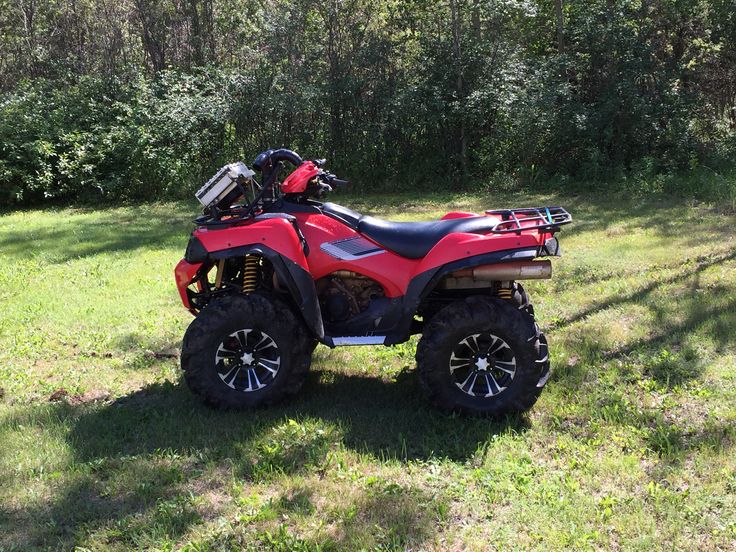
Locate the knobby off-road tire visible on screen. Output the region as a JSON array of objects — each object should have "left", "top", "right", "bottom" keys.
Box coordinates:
[
  {"left": 509, "top": 282, "right": 551, "bottom": 386},
  {"left": 416, "top": 296, "right": 549, "bottom": 417},
  {"left": 181, "top": 293, "right": 312, "bottom": 409},
  {"left": 511, "top": 282, "right": 535, "bottom": 318}
]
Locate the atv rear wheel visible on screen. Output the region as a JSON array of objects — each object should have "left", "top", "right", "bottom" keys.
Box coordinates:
[
  {"left": 511, "top": 282, "right": 535, "bottom": 318},
  {"left": 506, "top": 283, "right": 550, "bottom": 386},
  {"left": 416, "top": 296, "right": 548, "bottom": 417},
  {"left": 509, "top": 282, "right": 550, "bottom": 386},
  {"left": 181, "top": 294, "right": 312, "bottom": 409}
]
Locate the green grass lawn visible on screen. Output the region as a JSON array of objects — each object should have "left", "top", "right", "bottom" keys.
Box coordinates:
[{"left": 0, "top": 191, "right": 735, "bottom": 551}]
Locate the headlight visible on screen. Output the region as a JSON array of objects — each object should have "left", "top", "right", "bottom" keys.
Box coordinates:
[{"left": 184, "top": 235, "right": 208, "bottom": 263}]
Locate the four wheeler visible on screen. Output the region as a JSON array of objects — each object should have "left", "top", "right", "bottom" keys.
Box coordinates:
[{"left": 175, "top": 149, "right": 571, "bottom": 416}]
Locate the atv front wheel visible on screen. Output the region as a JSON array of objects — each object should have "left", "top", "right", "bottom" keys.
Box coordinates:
[
  {"left": 181, "top": 294, "right": 312, "bottom": 409},
  {"left": 416, "top": 296, "right": 548, "bottom": 417}
]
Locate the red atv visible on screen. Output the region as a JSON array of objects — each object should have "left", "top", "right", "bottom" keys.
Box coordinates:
[{"left": 175, "top": 149, "right": 571, "bottom": 416}]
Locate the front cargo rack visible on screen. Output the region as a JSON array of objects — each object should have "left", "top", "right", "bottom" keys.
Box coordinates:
[{"left": 485, "top": 206, "right": 572, "bottom": 234}]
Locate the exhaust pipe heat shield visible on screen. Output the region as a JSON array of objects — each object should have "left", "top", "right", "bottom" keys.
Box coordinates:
[{"left": 440, "top": 260, "right": 552, "bottom": 289}]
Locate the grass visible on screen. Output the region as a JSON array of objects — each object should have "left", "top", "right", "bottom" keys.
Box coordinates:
[{"left": 0, "top": 189, "right": 735, "bottom": 550}]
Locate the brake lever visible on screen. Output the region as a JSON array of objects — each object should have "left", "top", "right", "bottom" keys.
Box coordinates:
[
  {"left": 317, "top": 183, "right": 333, "bottom": 198},
  {"left": 316, "top": 170, "right": 349, "bottom": 191}
]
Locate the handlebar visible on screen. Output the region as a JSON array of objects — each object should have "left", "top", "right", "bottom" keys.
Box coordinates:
[
  {"left": 320, "top": 173, "right": 349, "bottom": 188},
  {"left": 252, "top": 148, "right": 349, "bottom": 201},
  {"left": 328, "top": 176, "right": 349, "bottom": 187}
]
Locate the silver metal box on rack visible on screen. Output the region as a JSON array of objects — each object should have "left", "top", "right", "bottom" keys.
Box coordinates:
[{"left": 195, "top": 162, "right": 256, "bottom": 209}]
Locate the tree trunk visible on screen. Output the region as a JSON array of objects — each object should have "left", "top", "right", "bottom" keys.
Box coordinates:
[
  {"left": 326, "top": 3, "right": 339, "bottom": 161},
  {"left": 189, "top": 0, "right": 202, "bottom": 66},
  {"left": 134, "top": 0, "right": 166, "bottom": 73},
  {"left": 450, "top": 0, "right": 467, "bottom": 184},
  {"left": 472, "top": 0, "right": 481, "bottom": 41},
  {"left": 17, "top": 0, "right": 38, "bottom": 77},
  {"left": 554, "top": 0, "right": 564, "bottom": 53}
]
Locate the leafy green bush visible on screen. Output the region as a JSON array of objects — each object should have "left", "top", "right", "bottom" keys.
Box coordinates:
[
  {"left": 0, "top": 71, "right": 234, "bottom": 205},
  {"left": 1, "top": 63, "right": 734, "bottom": 207}
]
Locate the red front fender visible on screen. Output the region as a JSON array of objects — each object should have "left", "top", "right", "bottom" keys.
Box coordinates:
[
  {"left": 175, "top": 217, "right": 310, "bottom": 314},
  {"left": 174, "top": 259, "right": 203, "bottom": 312},
  {"left": 193, "top": 217, "right": 308, "bottom": 270}
]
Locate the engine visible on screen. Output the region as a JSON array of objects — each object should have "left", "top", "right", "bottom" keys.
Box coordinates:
[{"left": 316, "top": 272, "right": 385, "bottom": 325}]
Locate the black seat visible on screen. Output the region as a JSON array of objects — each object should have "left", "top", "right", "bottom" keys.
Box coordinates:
[
  {"left": 357, "top": 216, "right": 497, "bottom": 259},
  {"left": 321, "top": 202, "right": 496, "bottom": 259},
  {"left": 321, "top": 202, "right": 363, "bottom": 229}
]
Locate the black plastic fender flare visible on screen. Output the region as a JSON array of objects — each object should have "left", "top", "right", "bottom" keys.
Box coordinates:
[
  {"left": 208, "top": 244, "right": 325, "bottom": 340},
  {"left": 384, "top": 247, "right": 541, "bottom": 345}
]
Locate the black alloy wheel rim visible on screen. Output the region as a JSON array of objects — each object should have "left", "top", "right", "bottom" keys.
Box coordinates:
[
  {"left": 215, "top": 329, "right": 281, "bottom": 392},
  {"left": 449, "top": 333, "right": 516, "bottom": 397}
]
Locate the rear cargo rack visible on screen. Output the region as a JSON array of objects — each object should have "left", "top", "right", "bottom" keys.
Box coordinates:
[{"left": 485, "top": 206, "right": 572, "bottom": 233}]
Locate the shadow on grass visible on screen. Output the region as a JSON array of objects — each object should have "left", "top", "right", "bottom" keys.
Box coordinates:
[
  {"left": 548, "top": 245, "right": 736, "bottom": 400},
  {"left": 187, "top": 482, "right": 444, "bottom": 550},
  {"left": 2, "top": 193, "right": 729, "bottom": 265},
  {"left": 0, "top": 371, "right": 523, "bottom": 549},
  {"left": 644, "top": 417, "right": 736, "bottom": 462},
  {"left": 0, "top": 206, "right": 193, "bottom": 264},
  {"left": 68, "top": 370, "right": 529, "bottom": 465},
  {"left": 551, "top": 287, "right": 736, "bottom": 399},
  {"left": 0, "top": 461, "right": 203, "bottom": 550},
  {"left": 551, "top": 248, "right": 736, "bottom": 332},
  {"left": 552, "top": 194, "right": 735, "bottom": 244}
]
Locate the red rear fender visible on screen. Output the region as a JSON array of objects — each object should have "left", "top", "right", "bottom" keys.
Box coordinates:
[
  {"left": 440, "top": 211, "right": 477, "bottom": 220},
  {"left": 416, "top": 231, "right": 545, "bottom": 274}
]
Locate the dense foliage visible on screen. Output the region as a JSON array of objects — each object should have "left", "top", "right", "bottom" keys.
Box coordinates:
[{"left": 1, "top": 0, "right": 735, "bottom": 204}]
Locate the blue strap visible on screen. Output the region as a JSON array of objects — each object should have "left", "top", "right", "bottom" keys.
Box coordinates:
[{"left": 545, "top": 207, "right": 553, "bottom": 224}]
